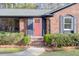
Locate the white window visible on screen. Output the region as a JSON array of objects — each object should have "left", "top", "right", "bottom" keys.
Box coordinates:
[{"left": 63, "top": 15, "right": 73, "bottom": 31}]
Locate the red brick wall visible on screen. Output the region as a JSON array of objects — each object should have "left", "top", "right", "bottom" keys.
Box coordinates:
[
  {"left": 19, "top": 18, "right": 27, "bottom": 35},
  {"left": 46, "top": 17, "right": 51, "bottom": 34},
  {"left": 49, "top": 4, "right": 79, "bottom": 33}
]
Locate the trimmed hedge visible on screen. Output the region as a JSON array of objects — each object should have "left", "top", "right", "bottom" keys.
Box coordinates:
[
  {"left": 0, "top": 32, "right": 23, "bottom": 45},
  {"left": 44, "top": 33, "right": 79, "bottom": 47}
]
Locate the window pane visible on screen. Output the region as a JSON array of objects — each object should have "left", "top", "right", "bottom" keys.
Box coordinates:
[
  {"left": 64, "top": 24, "right": 71, "bottom": 29},
  {"left": 0, "top": 18, "right": 19, "bottom": 32},
  {"left": 65, "top": 18, "right": 72, "bottom": 23}
]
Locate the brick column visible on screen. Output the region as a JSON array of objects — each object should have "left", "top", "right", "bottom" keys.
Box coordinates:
[
  {"left": 19, "top": 18, "right": 27, "bottom": 35},
  {"left": 46, "top": 17, "right": 50, "bottom": 34}
]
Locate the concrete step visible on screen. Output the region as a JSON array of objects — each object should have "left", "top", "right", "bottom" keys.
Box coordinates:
[
  {"left": 30, "top": 40, "right": 44, "bottom": 47},
  {"left": 30, "top": 36, "right": 43, "bottom": 41},
  {"left": 30, "top": 41, "right": 45, "bottom": 47},
  {"left": 29, "top": 36, "right": 45, "bottom": 47}
]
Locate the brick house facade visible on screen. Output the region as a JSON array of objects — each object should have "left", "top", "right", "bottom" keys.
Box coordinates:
[
  {"left": 48, "top": 3, "right": 78, "bottom": 34},
  {"left": 0, "top": 3, "right": 78, "bottom": 36}
]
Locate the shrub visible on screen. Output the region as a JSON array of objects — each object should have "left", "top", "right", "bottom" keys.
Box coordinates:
[
  {"left": 62, "top": 34, "right": 71, "bottom": 46},
  {"left": 44, "top": 33, "right": 79, "bottom": 47},
  {"left": 55, "top": 34, "right": 64, "bottom": 47},
  {"left": 0, "top": 32, "right": 23, "bottom": 45},
  {"left": 44, "top": 34, "right": 52, "bottom": 46},
  {"left": 68, "top": 33, "right": 79, "bottom": 46},
  {"left": 23, "top": 36, "right": 30, "bottom": 45},
  {"left": 68, "top": 34, "right": 75, "bottom": 46},
  {"left": 73, "top": 33, "right": 79, "bottom": 46},
  {"left": 53, "top": 34, "right": 76, "bottom": 47}
]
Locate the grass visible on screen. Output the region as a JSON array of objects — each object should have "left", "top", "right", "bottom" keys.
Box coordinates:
[
  {"left": 40, "top": 49, "right": 79, "bottom": 56},
  {"left": 0, "top": 48, "right": 24, "bottom": 53}
]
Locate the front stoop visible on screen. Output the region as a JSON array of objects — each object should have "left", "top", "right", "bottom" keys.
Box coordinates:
[{"left": 30, "top": 36, "right": 45, "bottom": 47}]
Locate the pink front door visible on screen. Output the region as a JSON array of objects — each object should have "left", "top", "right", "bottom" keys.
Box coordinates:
[{"left": 34, "top": 18, "right": 42, "bottom": 36}]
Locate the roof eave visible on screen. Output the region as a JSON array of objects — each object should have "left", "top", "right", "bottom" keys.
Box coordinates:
[{"left": 51, "top": 3, "right": 76, "bottom": 14}]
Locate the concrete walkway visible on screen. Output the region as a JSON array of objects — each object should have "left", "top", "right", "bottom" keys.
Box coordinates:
[{"left": 0, "top": 46, "right": 45, "bottom": 56}]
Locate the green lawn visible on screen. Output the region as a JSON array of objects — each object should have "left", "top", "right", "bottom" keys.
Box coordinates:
[
  {"left": 0, "top": 48, "right": 24, "bottom": 53},
  {"left": 40, "top": 49, "right": 79, "bottom": 56}
]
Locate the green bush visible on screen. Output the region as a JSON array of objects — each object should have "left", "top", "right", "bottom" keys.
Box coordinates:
[
  {"left": 0, "top": 32, "right": 23, "bottom": 45},
  {"left": 62, "top": 34, "right": 72, "bottom": 46},
  {"left": 23, "top": 36, "right": 30, "bottom": 45},
  {"left": 53, "top": 33, "right": 77, "bottom": 47},
  {"left": 73, "top": 33, "right": 79, "bottom": 46},
  {"left": 67, "top": 34, "right": 75, "bottom": 46},
  {"left": 53, "top": 34, "right": 64, "bottom": 47},
  {"left": 44, "top": 33, "right": 79, "bottom": 47},
  {"left": 44, "top": 34, "right": 52, "bottom": 46}
]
